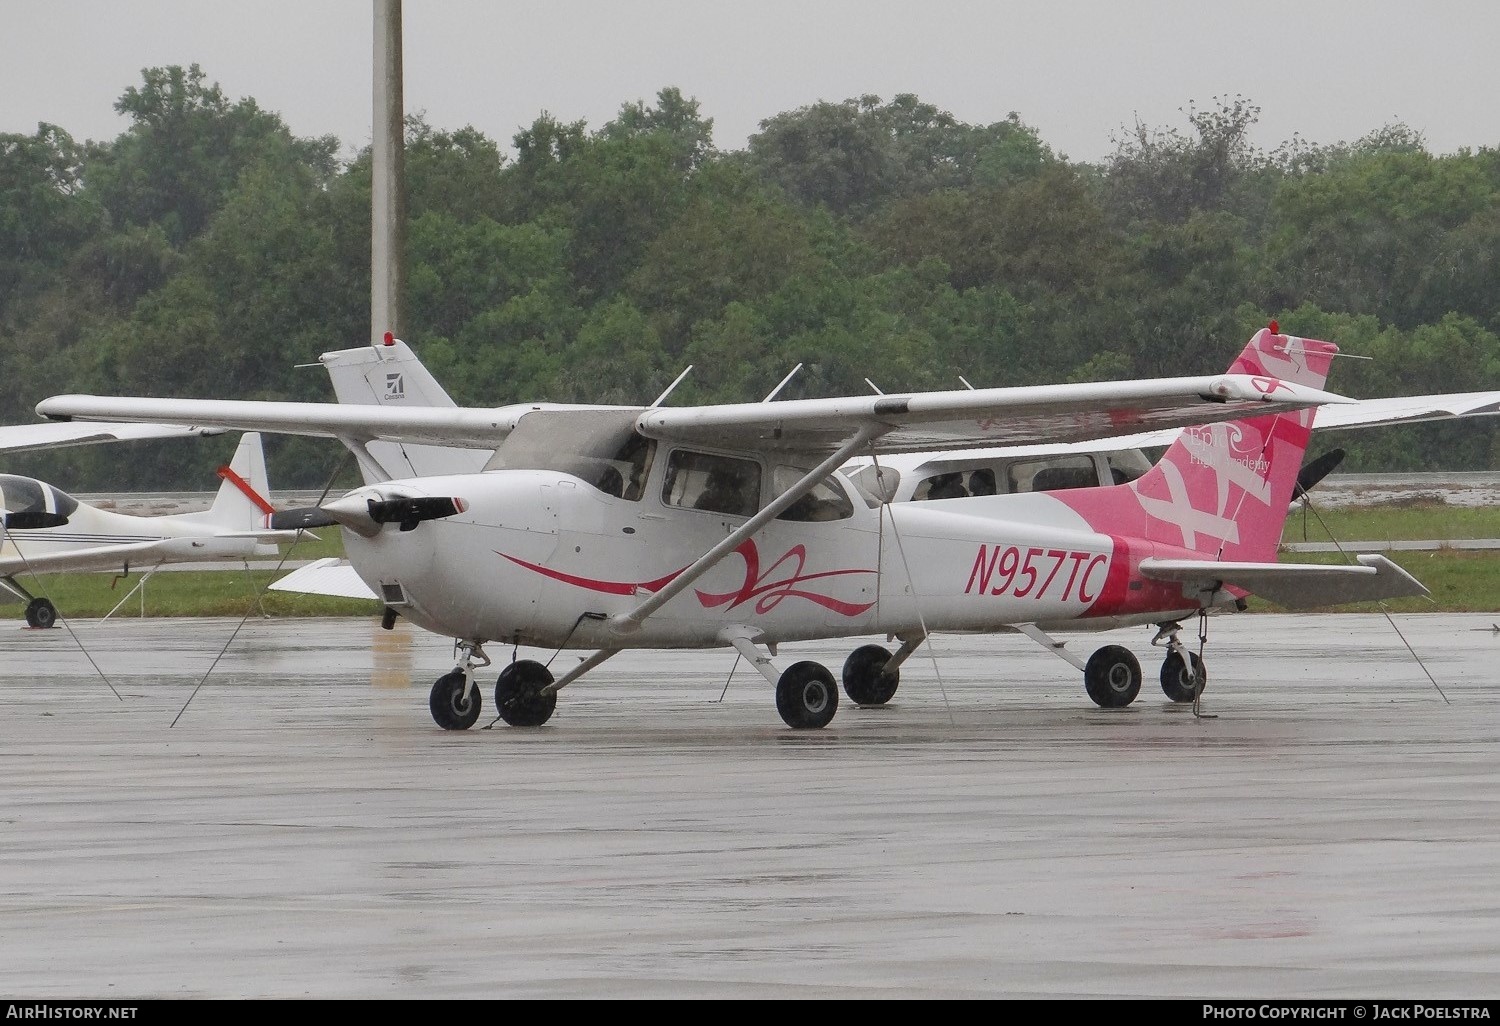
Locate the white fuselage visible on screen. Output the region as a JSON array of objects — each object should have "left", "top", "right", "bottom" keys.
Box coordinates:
[
  {"left": 1, "top": 501, "right": 276, "bottom": 574},
  {"left": 344, "top": 469, "right": 1203, "bottom": 651}
]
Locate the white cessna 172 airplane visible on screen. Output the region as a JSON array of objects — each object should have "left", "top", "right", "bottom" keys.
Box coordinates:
[
  {"left": 37, "top": 327, "right": 1429, "bottom": 729},
  {"left": 0, "top": 433, "right": 294, "bottom": 628}
]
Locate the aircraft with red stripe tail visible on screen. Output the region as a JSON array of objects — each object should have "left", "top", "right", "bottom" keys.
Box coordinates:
[
  {"left": 0, "top": 433, "right": 299, "bottom": 628},
  {"left": 36, "top": 327, "right": 1425, "bottom": 728}
]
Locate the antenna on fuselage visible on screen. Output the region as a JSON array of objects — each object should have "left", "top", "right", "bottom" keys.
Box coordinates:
[
  {"left": 958, "top": 376, "right": 976, "bottom": 390},
  {"left": 864, "top": 378, "right": 885, "bottom": 395},
  {"left": 762, "top": 364, "right": 803, "bottom": 402},
  {"left": 650, "top": 365, "right": 694, "bottom": 407}
]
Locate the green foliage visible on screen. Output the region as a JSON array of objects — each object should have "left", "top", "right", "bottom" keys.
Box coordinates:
[{"left": 743, "top": 94, "right": 1055, "bottom": 217}]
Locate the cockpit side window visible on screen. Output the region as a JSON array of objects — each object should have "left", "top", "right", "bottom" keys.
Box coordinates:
[
  {"left": 913, "top": 472, "right": 969, "bottom": 500},
  {"left": 662, "top": 451, "right": 761, "bottom": 518},
  {"left": 602, "top": 432, "right": 657, "bottom": 501}
]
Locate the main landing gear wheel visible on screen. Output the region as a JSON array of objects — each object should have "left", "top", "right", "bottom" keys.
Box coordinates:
[
  {"left": 495, "top": 659, "right": 558, "bottom": 727},
  {"left": 1160, "top": 651, "right": 1207, "bottom": 703},
  {"left": 841, "top": 644, "right": 899, "bottom": 706},
  {"left": 1084, "top": 645, "right": 1142, "bottom": 708},
  {"left": 24, "top": 598, "right": 57, "bottom": 630},
  {"left": 429, "top": 670, "right": 482, "bottom": 730},
  {"left": 776, "top": 660, "right": 838, "bottom": 729}
]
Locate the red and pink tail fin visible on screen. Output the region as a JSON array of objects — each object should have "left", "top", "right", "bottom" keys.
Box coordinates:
[{"left": 1058, "top": 326, "right": 1339, "bottom": 562}]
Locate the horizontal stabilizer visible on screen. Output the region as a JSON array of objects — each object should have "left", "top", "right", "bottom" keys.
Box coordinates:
[
  {"left": 269, "top": 558, "right": 378, "bottom": 601},
  {"left": 1139, "top": 555, "right": 1430, "bottom": 609},
  {"left": 207, "top": 529, "right": 307, "bottom": 542}
]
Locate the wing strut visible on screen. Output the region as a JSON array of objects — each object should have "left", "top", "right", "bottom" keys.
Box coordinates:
[
  {"left": 337, "top": 436, "right": 394, "bottom": 484},
  {"left": 609, "top": 424, "right": 885, "bottom": 635}
]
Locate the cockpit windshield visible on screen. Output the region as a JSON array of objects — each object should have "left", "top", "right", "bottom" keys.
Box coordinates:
[{"left": 483, "top": 410, "right": 657, "bottom": 500}]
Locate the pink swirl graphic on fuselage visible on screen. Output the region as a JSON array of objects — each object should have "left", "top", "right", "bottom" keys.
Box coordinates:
[
  {"left": 695, "top": 539, "right": 876, "bottom": 617},
  {"left": 497, "top": 552, "right": 682, "bottom": 595}
]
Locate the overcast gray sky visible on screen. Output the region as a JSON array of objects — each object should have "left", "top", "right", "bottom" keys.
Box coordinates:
[{"left": 4, "top": 1, "right": 1498, "bottom": 164}]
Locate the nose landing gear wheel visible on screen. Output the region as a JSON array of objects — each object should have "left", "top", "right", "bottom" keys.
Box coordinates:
[
  {"left": 430, "top": 671, "right": 482, "bottom": 730},
  {"left": 776, "top": 661, "right": 838, "bottom": 729},
  {"left": 841, "top": 644, "right": 899, "bottom": 706},
  {"left": 1160, "top": 650, "right": 1207, "bottom": 703},
  {"left": 495, "top": 659, "right": 558, "bottom": 727},
  {"left": 25, "top": 598, "right": 57, "bottom": 630},
  {"left": 1084, "top": 645, "right": 1142, "bottom": 708}
]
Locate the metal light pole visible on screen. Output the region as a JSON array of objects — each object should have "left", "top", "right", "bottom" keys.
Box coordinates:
[{"left": 371, "top": 0, "right": 406, "bottom": 343}]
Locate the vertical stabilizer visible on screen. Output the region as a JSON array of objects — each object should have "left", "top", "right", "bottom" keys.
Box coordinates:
[
  {"left": 1055, "top": 327, "right": 1340, "bottom": 563},
  {"left": 199, "top": 433, "right": 275, "bottom": 530},
  {"left": 319, "top": 336, "right": 489, "bottom": 482}
]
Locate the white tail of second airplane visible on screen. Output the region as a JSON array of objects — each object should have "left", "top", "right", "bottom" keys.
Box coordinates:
[
  {"left": 319, "top": 336, "right": 489, "bottom": 482},
  {"left": 178, "top": 432, "right": 275, "bottom": 531}
]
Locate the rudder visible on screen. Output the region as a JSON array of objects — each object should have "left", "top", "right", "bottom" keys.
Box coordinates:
[
  {"left": 201, "top": 432, "right": 275, "bottom": 530},
  {"left": 1055, "top": 326, "right": 1340, "bottom": 563}
]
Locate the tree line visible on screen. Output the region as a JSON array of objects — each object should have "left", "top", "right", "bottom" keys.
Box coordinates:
[{"left": 3, "top": 65, "right": 1498, "bottom": 488}]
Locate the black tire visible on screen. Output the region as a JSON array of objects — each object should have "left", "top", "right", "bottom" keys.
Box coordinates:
[
  {"left": 25, "top": 598, "right": 57, "bottom": 630},
  {"left": 1084, "top": 645, "right": 1142, "bottom": 708},
  {"left": 495, "top": 659, "right": 558, "bottom": 727},
  {"left": 429, "top": 671, "right": 481, "bottom": 730},
  {"left": 841, "top": 644, "right": 899, "bottom": 706},
  {"left": 1160, "top": 651, "right": 1207, "bottom": 703},
  {"left": 776, "top": 661, "right": 838, "bottom": 729}
]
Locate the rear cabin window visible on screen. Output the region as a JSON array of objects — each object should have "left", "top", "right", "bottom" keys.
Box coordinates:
[
  {"left": 773, "top": 467, "right": 854, "bottom": 521},
  {"left": 1104, "top": 449, "right": 1152, "bottom": 484},
  {"left": 1007, "top": 456, "right": 1100, "bottom": 493}
]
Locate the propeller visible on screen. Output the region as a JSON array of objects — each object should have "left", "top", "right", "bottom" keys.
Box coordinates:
[
  {"left": 268, "top": 507, "right": 339, "bottom": 531},
  {"left": 1292, "top": 447, "right": 1346, "bottom": 502},
  {"left": 367, "top": 496, "right": 469, "bottom": 531},
  {"left": 308, "top": 494, "right": 469, "bottom": 536}
]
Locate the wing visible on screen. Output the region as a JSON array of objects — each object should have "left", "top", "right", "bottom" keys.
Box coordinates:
[
  {"left": 32, "top": 398, "right": 615, "bottom": 450},
  {"left": 0, "top": 421, "right": 225, "bottom": 455},
  {"left": 1139, "top": 554, "right": 1429, "bottom": 609},
  {"left": 0, "top": 540, "right": 171, "bottom": 578},
  {"left": 1311, "top": 391, "right": 1500, "bottom": 430},
  {"left": 898, "top": 389, "right": 1500, "bottom": 462},
  {"left": 633, "top": 376, "right": 1347, "bottom": 455},
  {"left": 38, "top": 374, "right": 1348, "bottom": 458}
]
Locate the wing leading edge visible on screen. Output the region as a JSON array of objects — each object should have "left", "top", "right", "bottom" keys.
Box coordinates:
[{"left": 0, "top": 421, "right": 226, "bottom": 455}]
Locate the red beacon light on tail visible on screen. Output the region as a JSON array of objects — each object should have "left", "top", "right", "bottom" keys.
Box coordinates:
[
  {"left": 382, "top": 331, "right": 396, "bottom": 347},
  {"left": 1268, "top": 320, "right": 1280, "bottom": 334}
]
